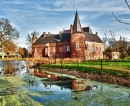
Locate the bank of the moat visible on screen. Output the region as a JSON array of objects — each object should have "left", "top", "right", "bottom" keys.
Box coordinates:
[{"left": 40, "top": 67, "right": 130, "bottom": 87}]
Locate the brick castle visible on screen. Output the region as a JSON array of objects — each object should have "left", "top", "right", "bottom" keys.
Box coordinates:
[{"left": 32, "top": 11, "right": 104, "bottom": 60}]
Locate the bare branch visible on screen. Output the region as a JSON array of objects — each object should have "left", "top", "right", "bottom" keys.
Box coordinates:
[
  {"left": 125, "top": 0, "right": 130, "bottom": 9},
  {"left": 112, "top": 12, "right": 130, "bottom": 25}
]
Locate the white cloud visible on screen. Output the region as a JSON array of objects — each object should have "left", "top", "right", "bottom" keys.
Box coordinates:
[
  {"left": 2, "top": 9, "right": 34, "bottom": 13},
  {"left": 53, "top": 0, "right": 126, "bottom": 12},
  {"left": 2, "top": 1, "right": 35, "bottom": 4},
  {"left": 1, "top": 0, "right": 130, "bottom": 48}
]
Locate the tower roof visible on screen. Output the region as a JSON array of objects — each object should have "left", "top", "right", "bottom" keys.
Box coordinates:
[
  {"left": 32, "top": 31, "right": 37, "bottom": 39},
  {"left": 73, "top": 11, "right": 82, "bottom": 32}
]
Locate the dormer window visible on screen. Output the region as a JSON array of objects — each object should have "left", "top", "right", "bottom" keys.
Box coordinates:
[
  {"left": 76, "top": 42, "right": 79, "bottom": 50},
  {"left": 46, "top": 43, "right": 49, "bottom": 46}
]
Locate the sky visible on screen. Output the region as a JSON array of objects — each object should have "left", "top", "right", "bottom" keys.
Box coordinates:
[{"left": 0, "top": 0, "right": 130, "bottom": 48}]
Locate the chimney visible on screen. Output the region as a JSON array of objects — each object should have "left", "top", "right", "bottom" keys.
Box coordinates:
[
  {"left": 48, "top": 32, "right": 50, "bottom": 36},
  {"left": 120, "top": 36, "right": 122, "bottom": 41},
  {"left": 96, "top": 32, "right": 98, "bottom": 35},
  {"left": 70, "top": 24, "right": 73, "bottom": 33},
  {"left": 43, "top": 32, "right": 46, "bottom": 37}
]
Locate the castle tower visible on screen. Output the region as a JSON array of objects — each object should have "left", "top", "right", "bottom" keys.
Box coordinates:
[
  {"left": 32, "top": 31, "right": 37, "bottom": 44},
  {"left": 73, "top": 11, "right": 82, "bottom": 32},
  {"left": 70, "top": 11, "right": 86, "bottom": 60}
]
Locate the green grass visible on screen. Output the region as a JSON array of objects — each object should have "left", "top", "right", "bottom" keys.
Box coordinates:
[{"left": 38, "top": 60, "right": 130, "bottom": 78}]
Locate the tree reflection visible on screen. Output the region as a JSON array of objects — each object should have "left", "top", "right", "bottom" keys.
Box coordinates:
[
  {"left": 3, "top": 61, "right": 16, "bottom": 75},
  {"left": 1, "top": 60, "right": 27, "bottom": 75}
]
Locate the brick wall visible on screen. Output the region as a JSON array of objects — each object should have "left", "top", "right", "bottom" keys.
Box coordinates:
[
  {"left": 70, "top": 32, "right": 86, "bottom": 60},
  {"left": 32, "top": 33, "right": 104, "bottom": 60},
  {"left": 32, "top": 42, "right": 70, "bottom": 58}
]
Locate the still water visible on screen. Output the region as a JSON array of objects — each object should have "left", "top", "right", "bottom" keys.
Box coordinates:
[{"left": 0, "top": 60, "right": 130, "bottom": 106}]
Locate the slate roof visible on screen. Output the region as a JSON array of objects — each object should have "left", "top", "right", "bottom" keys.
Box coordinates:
[
  {"left": 63, "top": 29, "right": 70, "bottom": 33},
  {"left": 73, "top": 11, "right": 82, "bottom": 32},
  {"left": 33, "top": 33, "right": 70, "bottom": 45},
  {"left": 33, "top": 11, "right": 103, "bottom": 45},
  {"left": 33, "top": 31, "right": 102, "bottom": 45},
  {"left": 84, "top": 32, "right": 103, "bottom": 43},
  {"left": 63, "top": 27, "right": 93, "bottom": 34}
]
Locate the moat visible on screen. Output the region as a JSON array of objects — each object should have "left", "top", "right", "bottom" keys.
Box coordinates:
[{"left": 0, "top": 60, "right": 130, "bottom": 106}]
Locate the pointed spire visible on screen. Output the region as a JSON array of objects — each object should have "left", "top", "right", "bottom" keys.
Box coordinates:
[
  {"left": 73, "top": 11, "right": 82, "bottom": 33},
  {"left": 32, "top": 31, "right": 37, "bottom": 39}
]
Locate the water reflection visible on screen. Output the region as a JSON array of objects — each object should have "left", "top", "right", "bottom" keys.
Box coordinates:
[
  {"left": 32, "top": 69, "right": 93, "bottom": 92},
  {"left": 3, "top": 61, "right": 16, "bottom": 75},
  {"left": 0, "top": 60, "right": 27, "bottom": 76},
  {"left": 0, "top": 61, "right": 98, "bottom": 92}
]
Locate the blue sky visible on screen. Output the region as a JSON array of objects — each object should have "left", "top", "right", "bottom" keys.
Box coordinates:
[{"left": 0, "top": 0, "right": 130, "bottom": 47}]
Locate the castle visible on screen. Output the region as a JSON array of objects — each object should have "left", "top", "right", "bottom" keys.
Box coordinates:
[{"left": 32, "top": 11, "right": 104, "bottom": 60}]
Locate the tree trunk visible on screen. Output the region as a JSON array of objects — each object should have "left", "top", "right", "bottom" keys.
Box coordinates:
[{"left": 2, "top": 46, "right": 4, "bottom": 58}]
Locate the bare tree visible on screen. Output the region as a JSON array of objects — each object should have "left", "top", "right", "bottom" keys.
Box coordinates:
[
  {"left": 112, "top": 0, "right": 130, "bottom": 25},
  {"left": 102, "top": 35, "right": 115, "bottom": 50},
  {"left": 111, "top": 0, "right": 130, "bottom": 57},
  {"left": 0, "top": 18, "right": 19, "bottom": 58}
]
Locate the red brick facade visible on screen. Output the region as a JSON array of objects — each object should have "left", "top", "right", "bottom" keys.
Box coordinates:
[{"left": 32, "top": 11, "right": 104, "bottom": 60}]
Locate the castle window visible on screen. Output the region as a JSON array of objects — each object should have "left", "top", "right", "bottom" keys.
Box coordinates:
[
  {"left": 88, "top": 45, "right": 91, "bottom": 51},
  {"left": 45, "top": 48, "right": 48, "bottom": 52},
  {"left": 94, "top": 46, "right": 96, "bottom": 51},
  {"left": 67, "top": 46, "right": 70, "bottom": 51},
  {"left": 76, "top": 42, "right": 79, "bottom": 50},
  {"left": 53, "top": 47, "right": 55, "bottom": 52},
  {"left": 99, "top": 47, "right": 101, "bottom": 51},
  {"left": 46, "top": 43, "right": 49, "bottom": 46},
  {"left": 96, "top": 47, "right": 98, "bottom": 51},
  {"left": 35, "top": 47, "right": 37, "bottom": 52}
]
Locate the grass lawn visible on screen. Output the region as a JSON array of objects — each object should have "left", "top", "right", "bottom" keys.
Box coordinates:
[{"left": 39, "top": 60, "right": 130, "bottom": 78}]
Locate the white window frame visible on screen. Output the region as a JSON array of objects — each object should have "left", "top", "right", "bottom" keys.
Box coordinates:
[
  {"left": 35, "top": 47, "right": 37, "bottom": 52},
  {"left": 76, "top": 42, "right": 79, "bottom": 50},
  {"left": 45, "top": 48, "right": 48, "bottom": 52},
  {"left": 48, "top": 47, "right": 50, "bottom": 56},
  {"left": 67, "top": 46, "right": 70, "bottom": 51},
  {"left": 46, "top": 43, "right": 49, "bottom": 46}
]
